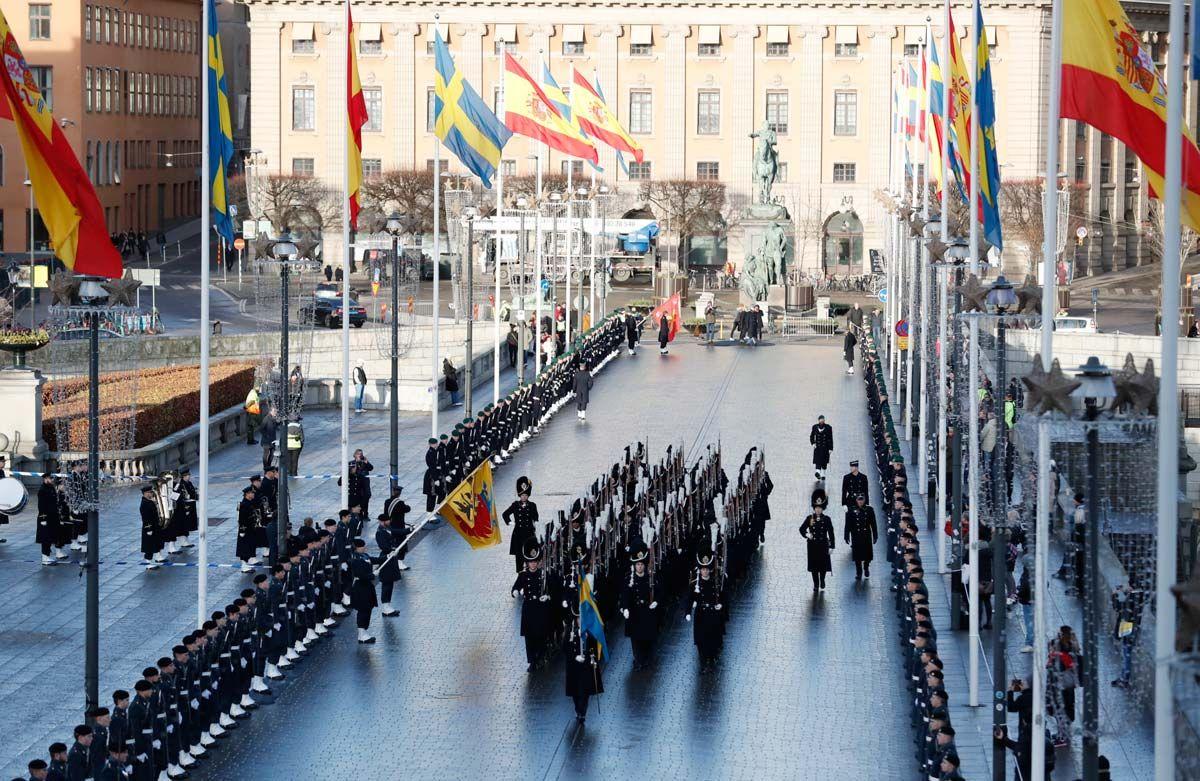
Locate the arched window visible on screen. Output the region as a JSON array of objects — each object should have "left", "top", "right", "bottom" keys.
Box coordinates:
[{"left": 822, "top": 210, "right": 863, "bottom": 272}]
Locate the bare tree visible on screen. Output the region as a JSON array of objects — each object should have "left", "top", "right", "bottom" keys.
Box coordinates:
[
  {"left": 503, "top": 173, "right": 569, "bottom": 205},
  {"left": 998, "top": 178, "right": 1087, "bottom": 277},
  {"left": 789, "top": 190, "right": 826, "bottom": 275},
  {"left": 1126, "top": 200, "right": 1199, "bottom": 282},
  {"left": 636, "top": 178, "right": 727, "bottom": 255},
  {"left": 250, "top": 174, "right": 341, "bottom": 233},
  {"left": 360, "top": 168, "right": 436, "bottom": 234}
]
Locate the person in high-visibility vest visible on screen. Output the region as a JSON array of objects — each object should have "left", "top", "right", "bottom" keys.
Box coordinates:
[
  {"left": 244, "top": 387, "right": 262, "bottom": 445},
  {"left": 287, "top": 421, "right": 304, "bottom": 474}
]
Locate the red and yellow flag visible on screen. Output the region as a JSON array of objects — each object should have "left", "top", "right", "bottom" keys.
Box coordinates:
[
  {"left": 0, "top": 10, "right": 121, "bottom": 277},
  {"left": 649, "top": 292, "right": 681, "bottom": 342},
  {"left": 436, "top": 460, "right": 501, "bottom": 549},
  {"left": 346, "top": 3, "right": 367, "bottom": 230},
  {"left": 1062, "top": 0, "right": 1200, "bottom": 230},
  {"left": 570, "top": 69, "right": 643, "bottom": 163},
  {"left": 504, "top": 53, "right": 597, "bottom": 164}
]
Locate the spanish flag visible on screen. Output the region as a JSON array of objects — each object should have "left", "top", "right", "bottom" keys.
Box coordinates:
[
  {"left": 504, "top": 53, "right": 597, "bottom": 164},
  {"left": 1062, "top": 0, "right": 1200, "bottom": 230},
  {"left": 346, "top": 3, "right": 368, "bottom": 230},
  {"left": 0, "top": 10, "right": 121, "bottom": 277},
  {"left": 436, "top": 460, "right": 502, "bottom": 549},
  {"left": 570, "top": 69, "right": 644, "bottom": 164}
]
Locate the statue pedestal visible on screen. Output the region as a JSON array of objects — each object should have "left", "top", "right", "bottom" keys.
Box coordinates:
[
  {"left": 730, "top": 215, "right": 793, "bottom": 277},
  {"left": 0, "top": 368, "right": 47, "bottom": 465},
  {"left": 739, "top": 284, "right": 788, "bottom": 310}
]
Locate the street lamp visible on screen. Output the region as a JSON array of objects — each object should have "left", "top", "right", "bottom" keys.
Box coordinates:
[
  {"left": 462, "top": 205, "right": 478, "bottom": 416},
  {"left": 574, "top": 186, "right": 589, "bottom": 343},
  {"left": 1071, "top": 356, "right": 1117, "bottom": 779},
  {"left": 549, "top": 192, "right": 563, "bottom": 350},
  {"left": 515, "top": 197, "right": 530, "bottom": 387},
  {"left": 384, "top": 211, "right": 411, "bottom": 493},
  {"left": 596, "top": 184, "right": 612, "bottom": 318}
]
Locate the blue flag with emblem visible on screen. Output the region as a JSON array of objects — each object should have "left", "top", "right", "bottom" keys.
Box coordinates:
[
  {"left": 205, "top": 0, "right": 235, "bottom": 243},
  {"left": 433, "top": 31, "right": 511, "bottom": 188}
]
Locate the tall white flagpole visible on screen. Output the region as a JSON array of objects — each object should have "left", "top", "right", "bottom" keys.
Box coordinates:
[
  {"left": 966, "top": 1, "right": 983, "bottom": 709},
  {"left": 198, "top": 0, "right": 211, "bottom": 627},
  {"left": 534, "top": 147, "right": 543, "bottom": 375},
  {"left": 937, "top": 6, "right": 950, "bottom": 571},
  {"left": 1155, "top": 0, "right": 1184, "bottom": 776},
  {"left": 340, "top": 0, "right": 352, "bottom": 509},
  {"left": 431, "top": 17, "right": 442, "bottom": 439},
  {"left": 1032, "top": 0, "right": 1062, "bottom": 774},
  {"left": 905, "top": 129, "right": 917, "bottom": 445},
  {"left": 494, "top": 52, "right": 504, "bottom": 405},
  {"left": 918, "top": 17, "right": 931, "bottom": 497}
]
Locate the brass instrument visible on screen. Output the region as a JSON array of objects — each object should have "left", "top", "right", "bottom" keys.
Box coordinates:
[{"left": 153, "top": 471, "right": 178, "bottom": 528}]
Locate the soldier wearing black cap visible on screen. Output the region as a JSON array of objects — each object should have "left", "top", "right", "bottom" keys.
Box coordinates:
[
  {"left": 96, "top": 737, "right": 130, "bottom": 781},
  {"left": 128, "top": 680, "right": 157, "bottom": 780},
  {"left": 799, "top": 499, "right": 836, "bottom": 590},
  {"left": 510, "top": 540, "right": 559, "bottom": 671},
  {"left": 844, "top": 492, "right": 879, "bottom": 581},
  {"left": 501, "top": 477, "right": 539, "bottom": 573},
  {"left": 171, "top": 468, "right": 198, "bottom": 551},
  {"left": 236, "top": 486, "right": 261, "bottom": 573},
  {"left": 840, "top": 459, "right": 869, "bottom": 511},
  {"left": 620, "top": 541, "right": 659, "bottom": 670},
  {"left": 66, "top": 725, "right": 91, "bottom": 781},
  {"left": 423, "top": 438, "right": 442, "bottom": 513},
  {"left": 686, "top": 551, "right": 725, "bottom": 673},
  {"left": 350, "top": 537, "right": 378, "bottom": 643},
  {"left": 36, "top": 473, "right": 62, "bottom": 565},
  {"left": 563, "top": 597, "right": 604, "bottom": 726},
  {"left": 374, "top": 514, "right": 402, "bottom": 616},
  {"left": 27, "top": 758, "right": 50, "bottom": 780},
  {"left": 86, "top": 707, "right": 112, "bottom": 775},
  {"left": 259, "top": 466, "right": 279, "bottom": 562},
  {"left": 139, "top": 485, "right": 164, "bottom": 570},
  {"left": 246, "top": 474, "right": 269, "bottom": 562},
  {"left": 809, "top": 415, "right": 834, "bottom": 480}
]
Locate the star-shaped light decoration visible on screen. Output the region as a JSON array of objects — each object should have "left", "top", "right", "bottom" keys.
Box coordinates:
[
  {"left": 48, "top": 271, "right": 81, "bottom": 307},
  {"left": 1016, "top": 275, "right": 1043, "bottom": 314},
  {"left": 1021, "top": 355, "right": 1080, "bottom": 416},
  {"left": 898, "top": 205, "right": 914, "bottom": 222},
  {"left": 954, "top": 273, "right": 989, "bottom": 313},
  {"left": 908, "top": 213, "right": 925, "bottom": 236},
  {"left": 102, "top": 272, "right": 142, "bottom": 307},
  {"left": 295, "top": 234, "right": 321, "bottom": 263},
  {"left": 252, "top": 233, "right": 275, "bottom": 262},
  {"left": 1123, "top": 357, "right": 1159, "bottom": 416},
  {"left": 926, "top": 237, "right": 949, "bottom": 261}
]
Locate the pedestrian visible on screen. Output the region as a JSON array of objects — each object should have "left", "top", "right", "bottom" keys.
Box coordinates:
[
  {"left": 809, "top": 415, "right": 834, "bottom": 480},
  {"left": 374, "top": 514, "right": 402, "bottom": 617},
  {"left": 443, "top": 358, "right": 461, "bottom": 406},
  {"left": 1018, "top": 564, "right": 1035, "bottom": 652},
  {"left": 843, "top": 493, "right": 878, "bottom": 580},
  {"left": 657, "top": 309, "right": 671, "bottom": 355},
  {"left": 842, "top": 327, "right": 858, "bottom": 375},
  {"left": 324, "top": 264, "right": 333, "bottom": 282},
  {"left": 286, "top": 418, "right": 304, "bottom": 474},
  {"left": 846, "top": 301, "right": 864, "bottom": 335},
  {"left": 511, "top": 541, "right": 559, "bottom": 671},
  {"left": 506, "top": 323, "right": 519, "bottom": 368},
  {"left": 799, "top": 500, "right": 835, "bottom": 590},
  {"left": 1068, "top": 491, "right": 1086, "bottom": 597},
  {"left": 259, "top": 407, "right": 278, "bottom": 471},
  {"left": 352, "top": 361, "right": 368, "bottom": 413},
  {"left": 685, "top": 551, "right": 725, "bottom": 673},
  {"left": 1048, "top": 625, "right": 1081, "bottom": 731},
  {"left": 36, "top": 473, "right": 63, "bottom": 565},
  {"left": 236, "top": 486, "right": 261, "bottom": 573},
  {"left": 1110, "top": 582, "right": 1148, "bottom": 688},
  {"left": 573, "top": 361, "right": 593, "bottom": 422},
  {"left": 243, "top": 386, "right": 261, "bottom": 445},
  {"left": 171, "top": 468, "right": 198, "bottom": 551},
  {"left": 994, "top": 725, "right": 1055, "bottom": 781},
  {"left": 704, "top": 302, "right": 717, "bottom": 344},
  {"left": 620, "top": 541, "right": 659, "bottom": 670},
  {"left": 731, "top": 305, "right": 745, "bottom": 342},
  {"left": 350, "top": 538, "right": 378, "bottom": 643},
  {"left": 501, "top": 476, "right": 539, "bottom": 573},
  {"left": 139, "top": 485, "right": 165, "bottom": 570},
  {"left": 980, "top": 411, "right": 997, "bottom": 472}
]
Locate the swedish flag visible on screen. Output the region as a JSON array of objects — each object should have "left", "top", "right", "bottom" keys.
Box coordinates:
[
  {"left": 975, "top": 6, "right": 1003, "bottom": 250},
  {"left": 578, "top": 569, "right": 608, "bottom": 661},
  {"left": 433, "top": 31, "right": 511, "bottom": 188},
  {"left": 205, "top": 0, "right": 234, "bottom": 243}
]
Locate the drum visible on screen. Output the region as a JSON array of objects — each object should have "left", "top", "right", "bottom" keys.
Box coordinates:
[{"left": 0, "top": 476, "right": 29, "bottom": 514}]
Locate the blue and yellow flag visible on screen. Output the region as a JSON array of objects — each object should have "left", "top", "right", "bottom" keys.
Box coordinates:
[
  {"left": 205, "top": 0, "right": 234, "bottom": 244},
  {"left": 975, "top": 7, "right": 1003, "bottom": 250},
  {"left": 578, "top": 569, "right": 608, "bottom": 661},
  {"left": 433, "top": 31, "right": 510, "bottom": 188}
]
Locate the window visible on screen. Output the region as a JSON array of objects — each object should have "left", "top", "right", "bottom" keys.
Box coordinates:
[
  {"left": 426, "top": 158, "right": 448, "bottom": 175},
  {"left": 426, "top": 87, "right": 437, "bottom": 132},
  {"left": 363, "top": 87, "right": 382, "bottom": 131},
  {"left": 766, "top": 90, "right": 788, "bottom": 134},
  {"left": 293, "top": 37, "right": 315, "bottom": 54},
  {"left": 629, "top": 90, "right": 652, "bottom": 134},
  {"left": 292, "top": 86, "right": 315, "bottom": 130},
  {"left": 903, "top": 44, "right": 919, "bottom": 57},
  {"left": 101, "top": 68, "right": 110, "bottom": 112},
  {"left": 86, "top": 141, "right": 94, "bottom": 182},
  {"left": 362, "top": 158, "right": 382, "bottom": 179},
  {"left": 85, "top": 5, "right": 92, "bottom": 41},
  {"left": 628, "top": 161, "right": 652, "bottom": 180},
  {"left": 356, "top": 37, "right": 380, "bottom": 54},
  {"left": 696, "top": 161, "right": 719, "bottom": 181},
  {"left": 292, "top": 22, "right": 316, "bottom": 54},
  {"left": 85, "top": 68, "right": 93, "bottom": 112},
  {"left": 697, "top": 90, "right": 720, "bottom": 135},
  {"left": 777, "top": 162, "right": 788, "bottom": 183},
  {"left": 767, "top": 42, "right": 789, "bottom": 57},
  {"left": 563, "top": 40, "right": 584, "bottom": 56},
  {"left": 833, "top": 162, "right": 856, "bottom": 182},
  {"left": 630, "top": 43, "right": 652, "bottom": 56},
  {"left": 834, "top": 42, "right": 858, "bottom": 57},
  {"left": 1125, "top": 156, "right": 1138, "bottom": 184},
  {"left": 358, "top": 23, "right": 382, "bottom": 54},
  {"left": 562, "top": 24, "right": 585, "bottom": 56},
  {"left": 1075, "top": 158, "right": 1086, "bottom": 182},
  {"left": 561, "top": 160, "right": 584, "bottom": 178},
  {"left": 494, "top": 40, "right": 516, "bottom": 55},
  {"left": 501, "top": 159, "right": 516, "bottom": 177},
  {"left": 28, "top": 5, "right": 51, "bottom": 40},
  {"left": 30, "top": 66, "right": 52, "bottom": 109},
  {"left": 833, "top": 90, "right": 857, "bottom": 136},
  {"left": 698, "top": 43, "right": 721, "bottom": 57},
  {"left": 698, "top": 26, "right": 721, "bottom": 57},
  {"left": 292, "top": 158, "right": 315, "bottom": 176},
  {"left": 629, "top": 25, "right": 652, "bottom": 56}
]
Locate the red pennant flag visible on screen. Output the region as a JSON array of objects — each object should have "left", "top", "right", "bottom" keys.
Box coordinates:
[{"left": 649, "top": 292, "right": 682, "bottom": 342}]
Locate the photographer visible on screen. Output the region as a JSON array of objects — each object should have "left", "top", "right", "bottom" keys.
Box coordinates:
[
  {"left": 1005, "top": 677, "right": 1033, "bottom": 742},
  {"left": 993, "top": 725, "right": 1054, "bottom": 781}
]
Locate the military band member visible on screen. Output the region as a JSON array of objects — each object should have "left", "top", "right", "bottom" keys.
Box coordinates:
[
  {"left": 502, "top": 477, "right": 539, "bottom": 573},
  {"left": 844, "top": 493, "right": 879, "bottom": 580},
  {"left": 620, "top": 541, "right": 659, "bottom": 670},
  {"left": 350, "top": 538, "right": 378, "bottom": 644},
  {"left": 809, "top": 415, "right": 834, "bottom": 480},
  {"left": 236, "top": 487, "right": 260, "bottom": 573},
  {"left": 686, "top": 552, "right": 725, "bottom": 673},
  {"left": 511, "top": 541, "right": 560, "bottom": 671},
  {"left": 37, "top": 473, "right": 63, "bottom": 565},
  {"left": 171, "top": 468, "right": 198, "bottom": 550},
  {"left": 800, "top": 501, "right": 836, "bottom": 590},
  {"left": 139, "top": 485, "right": 164, "bottom": 570}
]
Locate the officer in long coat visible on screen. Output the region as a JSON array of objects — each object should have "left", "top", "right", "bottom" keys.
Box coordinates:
[
  {"left": 809, "top": 415, "right": 834, "bottom": 480},
  {"left": 840, "top": 460, "right": 869, "bottom": 511},
  {"left": 374, "top": 515, "right": 402, "bottom": 616},
  {"left": 36, "top": 473, "right": 61, "bottom": 565},
  {"left": 349, "top": 538, "right": 378, "bottom": 643},
  {"left": 139, "top": 486, "right": 164, "bottom": 569},
  {"left": 620, "top": 541, "right": 659, "bottom": 670},
  {"left": 511, "top": 541, "right": 559, "bottom": 671},
  {"left": 235, "top": 487, "right": 261, "bottom": 572},
  {"left": 573, "top": 363, "right": 593, "bottom": 421},
  {"left": 171, "top": 469, "right": 199, "bottom": 548},
  {"left": 502, "top": 477, "right": 539, "bottom": 573},
  {"left": 423, "top": 438, "right": 442, "bottom": 512},
  {"left": 686, "top": 552, "right": 726, "bottom": 673},
  {"left": 564, "top": 603, "right": 604, "bottom": 727},
  {"left": 843, "top": 493, "right": 879, "bottom": 580},
  {"left": 799, "top": 502, "right": 835, "bottom": 590}
]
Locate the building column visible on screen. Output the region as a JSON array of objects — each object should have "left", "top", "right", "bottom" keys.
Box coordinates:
[
  {"left": 248, "top": 20, "right": 282, "bottom": 178},
  {"left": 661, "top": 25, "right": 690, "bottom": 179},
  {"left": 526, "top": 25, "right": 554, "bottom": 173},
  {"left": 459, "top": 24, "right": 486, "bottom": 99},
  {"left": 1112, "top": 142, "right": 1129, "bottom": 268},
  {"left": 729, "top": 25, "right": 758, "bottom": 201},
  {"left": 796, "top": 25, "right": 827, "bottom": 270},
  {"left": 393, "top": 23, "right": 419, "bottom": 169},
  {"left": 594, "top": 25, "right": 622, "bottom": 179},
  {"left": 867, "top": 25, "right": 896, "bottom": 275},
  {"left": 1086, "top": 125, "right": 1103, "bottom": 274}
]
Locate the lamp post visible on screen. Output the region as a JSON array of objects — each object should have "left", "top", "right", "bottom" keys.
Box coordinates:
[
  {"left": 1071, "top": 356, "right": 1117, "bottom": 780},
  {"left": 516, "top": 197, "right": 529, "bottom": 387},
  {"left": 938, "top": 238, "right": 971, "bottom": 627},
  {"left": 597, "top": 184, "right": 612, "bottom": 318},
  {"left": 462, "top": 206, "right": 478, "bottom": 416},
  {"left": 575, "top": 186, "right": 588, "bottom": 341},
  {"left": 549, "top": 192, "right": 562, "bottom": 353},
  {"left": 985, "top": 273, "right": 1018, "bottom": 781},
  {"left": 384, "top": 212, "right": 409, "bottom": 493}
]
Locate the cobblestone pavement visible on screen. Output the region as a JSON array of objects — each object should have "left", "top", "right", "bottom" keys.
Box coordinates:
[{"left": 3, "top": 341, "right": 916, "bottom": 779}]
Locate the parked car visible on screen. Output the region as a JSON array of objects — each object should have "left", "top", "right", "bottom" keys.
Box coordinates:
[
  {"left": 301, "top": 290, "right": 367, "bottom": 328},
  {"left": 1053, "top": 316, "right": 1098, "bottom": 334}
]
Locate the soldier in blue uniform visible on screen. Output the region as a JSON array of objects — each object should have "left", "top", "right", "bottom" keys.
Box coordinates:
[
  {"left": 511, "top": 541, "right": 560, "bottom": 671},
  {"left": 620, "top": 541, "right": 659, "bottom": 670},
  {"left": 844, "top": 493, "right": 878, "bottom": 581},
  {"left": 350, "top": 538, "right": 378, "bottom": 644}
]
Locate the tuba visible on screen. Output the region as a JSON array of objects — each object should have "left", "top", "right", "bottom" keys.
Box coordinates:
[{"left": 153, "top": 471, "right": 178, "bottom": 527}]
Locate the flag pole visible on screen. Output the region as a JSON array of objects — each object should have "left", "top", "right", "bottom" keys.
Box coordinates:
[
  {"left": 432, "top": 16, "right": 442, "bottom": 440},
  {"left": 588, "top": 67, "right": 598, "bottom": 328},
  {"left": 905, "top": 96, "right": 917, "bottom": 446},
  {"left": 918, "top": 17, "right": 931, "bottom": 498},
  {"left": 1032, "top": 0, "right": 1062, "bottom": 775},
  {"left": 1156, "top": 0, "right": 1184, "bottom": 775},
  {"left": 937, "top": 4, "right": 950, "bottom": 573},
  {"left": 340, "top": 0, "right": 352, "bottom": 510},
  {"left": 494, "top": 50, "right": 504, "bottom": 405},
  {"left": 966, "top": 2, "right": 983, "bottom": 710},
  {"left": 534, "top": 130, "right": 543, "bottom": 376},
  {"left": 198, "top": 0, "right": 212, "bottom": 628}
]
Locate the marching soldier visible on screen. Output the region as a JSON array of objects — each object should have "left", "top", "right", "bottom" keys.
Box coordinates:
[
  {"left": 67, "top": 725, "right": 92, "bottom": 781},
  {"left": 623, "top": 309, "right": 639, "bottom": 355},
  {"left": 844, "top": 493, "right": 879, "bottom": 580},
  {"left": 36, "top": 473, "right": 62, "bottom": 565},
  {"left": 350, "top": 538, "right": 378, "bottom": 644},
  {"left": 564, "top": 602, "right": 604, "bottom": 726},
  {"left": 511, "top": 541, "right": 559, "bottom": 671},
  {"left": 383, "top": 487, "right": 412, "bottom": 572},
  {"left": 686, "top": 551, "right": 725, "bottom": 673},
  {"left": 127, "top": 681, "right": 157, "bottom": 781},
  {"left": 799, "top": 500, "right": 836, "bottom": 590},
  {"left": 374, "top": 514, "right": 402, "bottom": 617},
  {"left": 260, "top": 466, "right": 279, "bottom": 562},
  {"left": 840, "top": 460, "right": 869, "bottom": 512},
  {"left": 809, "top": 415, "right": 834, "bottom": 480},
  {"left": 139, "top": 485, "right": 164, "bottom": 570},
  {"left": 620, "top": 541, "right": 659, "bottom": 670},
  {"left": 171, "top": 469, "right": 198, "bottom": 550},
  {"left": 236, "top": 486, "right": 261, "bottom": 573},
  {"left": 502, "top": 477, "right": 539, "bottom": 573}
]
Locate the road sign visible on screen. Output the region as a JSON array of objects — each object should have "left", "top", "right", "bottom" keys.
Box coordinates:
[
  {"left": 233, "top": 237, "right": 246, "bottom": 251},
  {"left": 371, "top": 282, "right": 380, "bottom": 295},
  {"left": 229, "top": 204, "right": 238, "bottom": 217},
  {"left": 898, "top": 336, "right": 910, "bottom": 350},
  {"left": 876, "top": 288, "right": 888, "bottom": 303},
  {"left": 129, "top": 268, "right": 160, "bottom": 287},
  {"left": 243, "top": 220, "right": 258, "bottom": 239},
  {"left": 1091, "top": 288, "right": 1099, "bottom": 306},
  {"left": 1076, "top": 226, "right": 1088, "bottom": 240},
  {"left": 895, "top": 318, "right": 909, "bottom": 337}
]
